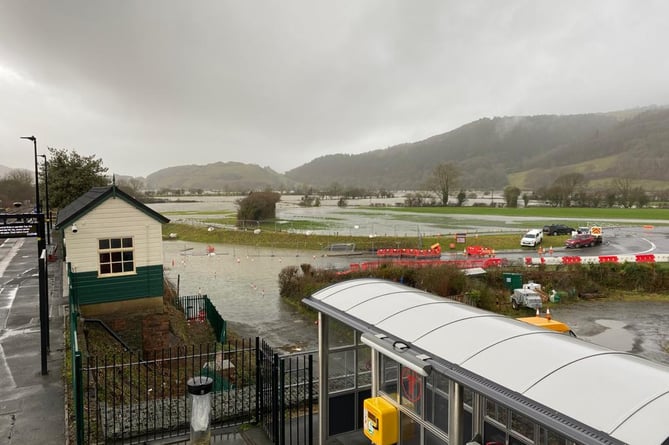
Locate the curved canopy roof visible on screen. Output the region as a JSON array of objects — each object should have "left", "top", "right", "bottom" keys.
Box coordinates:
[{"left": 303, "top": 278, "right": 669, "bottom": 445}]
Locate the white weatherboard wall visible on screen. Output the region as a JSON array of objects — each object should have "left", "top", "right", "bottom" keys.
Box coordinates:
[{"left": 64, "top": 197, "right": 164, "bottom": 274}]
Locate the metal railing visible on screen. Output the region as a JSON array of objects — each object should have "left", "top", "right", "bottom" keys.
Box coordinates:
[
  {"left": 175, "top": 294, "right": 227, "bottom": 343},
  {"left": 68, "top": 287, "right": 315, "bottom": 444},
  {"left": 82, "top": 340, "right": 257, "bottom": 444},
  {"left": 71, "top": 335, "right": 316, "bottom": 444}
]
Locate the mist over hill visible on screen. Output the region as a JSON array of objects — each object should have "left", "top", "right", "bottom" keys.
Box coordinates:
[
  {"left": 6, "top": 107, "right": 667, "bottom": 193},
  {"left": 285, "top": 107, "right": 669, "bottom": 191}
]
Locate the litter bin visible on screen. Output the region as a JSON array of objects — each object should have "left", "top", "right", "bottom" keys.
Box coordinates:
[{"left": 188, "top": 376, "right": 214, "bottom": 444}]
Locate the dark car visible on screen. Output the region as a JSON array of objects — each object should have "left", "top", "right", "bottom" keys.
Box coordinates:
[
  {"left": 565, "top": 233, "right": 596, "bottom": 248},
  {"left": 543, "top": 224, "right": 575, "bottom": 236}
]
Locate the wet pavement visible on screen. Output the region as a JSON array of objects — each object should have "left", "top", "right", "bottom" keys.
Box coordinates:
[{"left": 0, "top": 237, "right": 66, "bottom": 444}]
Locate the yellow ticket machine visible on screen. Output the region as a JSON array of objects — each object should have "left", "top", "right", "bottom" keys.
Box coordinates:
[{"left": 363, "top": 397, "right": 398, "bottom": 445}]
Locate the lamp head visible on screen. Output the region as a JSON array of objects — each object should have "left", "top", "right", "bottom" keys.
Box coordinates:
[
  {"left": 71, "top": 224, "right": 78, "bottom": 234},
  {"left": 20, "top": 136, "right": 36, "bottom": 142}
]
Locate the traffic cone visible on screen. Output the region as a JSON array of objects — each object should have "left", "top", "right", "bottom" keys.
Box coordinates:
[
  {"left": 549, "top": 246, "right": 554, "bottom": 255},
  {"left": 536, "top": 307, "right": 540, "bottom": 317},
  {"left": 546, "top": 308, "right": 552, "bottom": 320}
]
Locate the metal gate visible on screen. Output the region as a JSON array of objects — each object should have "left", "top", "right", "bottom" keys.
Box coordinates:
[{"left": 257, "top": 338, "right": 315, "bottom": 445}]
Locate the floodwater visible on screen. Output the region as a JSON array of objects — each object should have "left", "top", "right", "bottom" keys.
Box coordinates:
[
  {"left": 162, "top": 240, "right": 353, "bottom": 352},
  {"left": 156, "top": 199, "right": 669, "bottom": 365},
  {"left": 548, "top": 300, "right": 669, "bottom": 366}
]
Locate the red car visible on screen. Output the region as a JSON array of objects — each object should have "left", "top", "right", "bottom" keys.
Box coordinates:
[{"left": 565, "top": 233, "right": 596, "bottom": 248}]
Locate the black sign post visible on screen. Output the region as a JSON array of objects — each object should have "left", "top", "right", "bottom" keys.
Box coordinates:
[{"left": 0, "top": 213, "right": 49, "bottom": 375}]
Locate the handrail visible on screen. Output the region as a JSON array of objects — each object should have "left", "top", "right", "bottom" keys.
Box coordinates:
[{"left": 83, "top": 318, "right": 132, "bottom": 352}]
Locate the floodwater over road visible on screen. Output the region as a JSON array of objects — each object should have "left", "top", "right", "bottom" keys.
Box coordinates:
[
  {"left": 155, "top": 199, "right": 669, "bottom": 365},
  {"left": 162, "top": 240, "right": 669, "bottom": 365},
  {"left": 549, "top": 300, "right": 669, "bottom": 366}
]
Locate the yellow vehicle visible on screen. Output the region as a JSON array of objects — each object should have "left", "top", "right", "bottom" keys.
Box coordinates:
[{"left": 517, "top": 311, "right": 577, "bottom": 337}]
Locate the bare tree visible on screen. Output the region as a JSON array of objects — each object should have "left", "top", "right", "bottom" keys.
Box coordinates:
[
  {"left": 552, "top": 173, "right": 585, "bottom": 207},
  {"left": 613, "top": 177, "right": 633, "bottom": 207},
  {"left": 503, "top": 186, "right": 521, "bottom": 208},
  {"left": 426, "top": 162, "right": 460, "bottom": 206}
]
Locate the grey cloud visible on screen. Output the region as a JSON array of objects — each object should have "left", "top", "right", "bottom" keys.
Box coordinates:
[{"left": 1, "top": 1, "right": 668, "bottom": 176}]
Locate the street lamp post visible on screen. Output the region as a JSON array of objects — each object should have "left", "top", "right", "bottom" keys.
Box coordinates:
[
  {"left": 38, "top": 154, "right": 51, "bottom": 245},
  {"left": 21, "top": 135, "right": 49, "bottom": 375},
  {"left": 20, "top": 136, "right": 40, "bottom": 214}
]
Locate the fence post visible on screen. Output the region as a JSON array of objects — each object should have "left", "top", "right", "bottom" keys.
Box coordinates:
[
  {"left": 255, "top": 337, "right": 260, "bottom": 423},
  {"left": 308, "top": 354, "right": 313, "bottom": 445},
  {"left": 74, "top": 351, "right": 84, "bottom": 445},
  {"left": 279, "top": 358, "right": 285, "bottom": 445},
  {"left": 272, "top": 353, "right": 279, "bottom": 443}
]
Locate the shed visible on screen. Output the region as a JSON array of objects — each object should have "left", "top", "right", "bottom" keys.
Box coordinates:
[{"left": 55, "top": 185, "right": 170, "bottom": 317}]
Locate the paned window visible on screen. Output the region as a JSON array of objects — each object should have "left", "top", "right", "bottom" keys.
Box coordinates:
[{"left": 99, "top": 237, "right": 134, "bottom": 275}]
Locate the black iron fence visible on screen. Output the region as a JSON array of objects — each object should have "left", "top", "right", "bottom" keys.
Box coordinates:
[
  {"left": 82, "top": 339, "right": 257, "bottom": 443},
  {"left": 68, "top": 284, "right": 315, "bottom": 444},
  {"left": 175, "top": 294, "right": 227, "bottom": 343},
  {"left": 71, "top": 333, "right": 315, "bottom": 444}
]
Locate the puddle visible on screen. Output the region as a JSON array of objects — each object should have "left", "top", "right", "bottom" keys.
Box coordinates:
[{"left": 581, "top": 319, "right": 636, "bottom": 352}]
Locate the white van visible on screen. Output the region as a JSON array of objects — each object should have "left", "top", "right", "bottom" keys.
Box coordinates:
[{"left": 520, "top": 229, "right": 543, "bottom": 247}]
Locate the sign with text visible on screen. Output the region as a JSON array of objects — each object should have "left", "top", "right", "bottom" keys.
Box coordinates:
[
  {"left": 0, "top": 222, "right": 38, "bottom": 238},
  {"left": 0, "top": 213, "right": 42, "bottom": 239}
]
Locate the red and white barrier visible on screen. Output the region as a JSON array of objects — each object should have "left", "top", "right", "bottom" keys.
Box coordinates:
[{"left": 524, "top": 253, "right": 669, "bottom": 266}]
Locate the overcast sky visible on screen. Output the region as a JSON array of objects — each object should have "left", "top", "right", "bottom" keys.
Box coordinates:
[{"left": 1, "top": 1, "right": 668, "bottom": 178}]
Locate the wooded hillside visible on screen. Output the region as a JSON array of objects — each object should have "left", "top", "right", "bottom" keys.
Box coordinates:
[
  {"left": 286, "top": 107, "right": 669, "bottom": 191},
  {"left": 138, "top": 107, "right": 669, "bottom": 192}
]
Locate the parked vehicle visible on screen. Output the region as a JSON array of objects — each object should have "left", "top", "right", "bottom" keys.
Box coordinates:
[
  {"left": 565, "top": 233, "right": 597, "bottom": 248},
  {"left": 520, "top": 229, "right": 543, "bottom": 247},
  {"left": 510, "top": 288, "right": 543, "bottom": 310},
  {"left": 517, "top": 312, "right": 577, "bottom": 337},
  {"left": 577, "top": 225, "right": 603, "bottom": 245},
  {"left": 542, "top": 224, "right": 575, "bottom": 236}
]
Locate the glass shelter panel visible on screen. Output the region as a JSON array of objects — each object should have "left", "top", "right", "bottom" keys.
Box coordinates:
[
  {"left": 425, "top": 371, "right": 449, "bottom": 435},
  {"left": 400, "top": 411, "right": 421, "bottom": 445},
  {"left": 328, "top": 317, "right": 355, "bottom": 348},
  {"left": 328, "top": 349, "right": 355, "bottom": 393},
  {"left": 400, "top": 367, "right": 424, "bottom": 416},
  {"left": 380, "top": 356, "right": 399, "bottom": 402},
  {"left": 357, "top": 345, "right": 372, "bottom": 388}
]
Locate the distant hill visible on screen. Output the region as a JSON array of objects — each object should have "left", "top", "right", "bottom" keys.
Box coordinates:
[
  {"left": 285, "top": 107, "right": 669, "bottom": 191},
  {"left": 145, "top": 161, "right": 297, "bottom": 192}
]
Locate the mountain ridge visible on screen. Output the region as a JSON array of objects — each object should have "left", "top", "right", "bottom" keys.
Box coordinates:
[{"left": 4, "top": 106, "right": 668, "bottom": 192}]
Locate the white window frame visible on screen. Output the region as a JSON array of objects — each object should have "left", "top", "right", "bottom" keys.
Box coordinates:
[{"left": 98, "top": 236, "right": 135, "bottom": 277}]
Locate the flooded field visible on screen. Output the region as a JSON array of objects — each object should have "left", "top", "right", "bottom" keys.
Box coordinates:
[
  {"left": 162, "top": 240, "right": 352, "bottom": 352},
  {"left": 156, "top": 200, "right": 669, "bottom": 365}
]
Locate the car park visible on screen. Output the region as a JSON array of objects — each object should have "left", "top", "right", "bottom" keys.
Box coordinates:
[
  {"left": 520, "top": 229, "right": 543, "bottom": 247},
  {"left": 543, "top": 224, "right": 575, "bottom": 236},
  {"left": 565, "top": 233, "right": 597, "bottom": 248}
]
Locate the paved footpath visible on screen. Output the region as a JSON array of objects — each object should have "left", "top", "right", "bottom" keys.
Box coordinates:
[{"left": 0, "top": 237, "right": 66, "bottom": 444}]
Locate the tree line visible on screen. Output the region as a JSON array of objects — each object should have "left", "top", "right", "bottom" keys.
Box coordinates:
[{"left": 2, "top": 150, "right": 668, "bottom": 216}]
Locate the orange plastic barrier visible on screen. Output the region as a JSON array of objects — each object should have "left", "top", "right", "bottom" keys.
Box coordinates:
[
  {"left": 562, "top": 256, "right": 582, "bottom": 264},
  {"left": 598, "top": 256, "right": 619, "bottom": 263},
  {"left": 635, "top": 254, "right": 655, "bottom": 263},
  {"left": 484, "top": 258, "right": 503, "bottom": 267}
]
